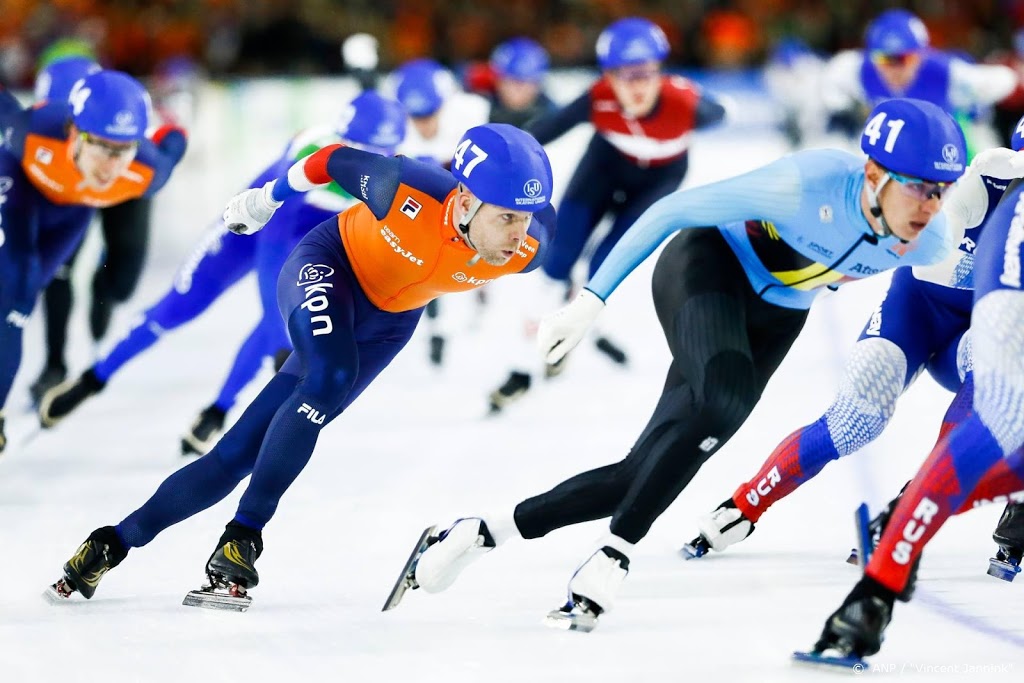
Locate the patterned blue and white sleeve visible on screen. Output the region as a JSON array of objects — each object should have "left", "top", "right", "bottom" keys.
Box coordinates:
[{"left": 586, "top": 155, "right": 805, "bottom": 300}]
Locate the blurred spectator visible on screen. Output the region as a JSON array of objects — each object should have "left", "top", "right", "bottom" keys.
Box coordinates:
[
  {"left": 985, "top": 28, "right": 1024, "bottom": 146},
  {"left": 2, "top": 0, "right": 1023, "bottom": 84}
]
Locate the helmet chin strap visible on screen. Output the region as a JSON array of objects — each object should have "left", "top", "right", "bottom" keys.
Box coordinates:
[
  {"left": 866, "top": 173, "right": 896, "bottom": 240},
  {"left": 457, "top": 182, "right": 483, "bottom": 251}
]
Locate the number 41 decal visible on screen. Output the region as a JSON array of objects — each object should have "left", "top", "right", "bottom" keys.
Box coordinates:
[{"left": 863, "top": 112, "right": 905, "bottom": 153}]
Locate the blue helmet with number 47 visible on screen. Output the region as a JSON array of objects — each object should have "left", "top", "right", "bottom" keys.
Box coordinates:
[
  {"left": 860, "top": 98, "right": 966, "bottom": 183},
  {"left": 450, "top": 123, "right": 552, "bottom": 212}
]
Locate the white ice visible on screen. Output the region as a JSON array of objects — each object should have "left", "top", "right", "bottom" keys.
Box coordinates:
[{"left": 1, "top": 85, "right": 1021, "bottom": 683}]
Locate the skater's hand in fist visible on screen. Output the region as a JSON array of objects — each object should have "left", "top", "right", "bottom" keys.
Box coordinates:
[
  {"left": 968, "top": 147, "right": 1024, "bottom": 180},
  {"left": 223, "top": 181, "right": 283, "bottom": 235},
  {"left": 537, "top": 288, "right": 605, "bottom": 364}
]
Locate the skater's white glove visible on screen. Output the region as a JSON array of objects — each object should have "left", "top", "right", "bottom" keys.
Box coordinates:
[
  {"left": 967, "top": 147, "right": 1024, "bottom": 180},
  {"left": 223, "top": 181, "right": 283, "bottom": 235},
  {"left": 537, "top": 288, "right": 605, "bottom": 364}
]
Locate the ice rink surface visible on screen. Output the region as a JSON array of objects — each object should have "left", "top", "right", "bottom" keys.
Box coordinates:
[{"left": 1, "top": 91, "right": 1021, "bottom": 682}]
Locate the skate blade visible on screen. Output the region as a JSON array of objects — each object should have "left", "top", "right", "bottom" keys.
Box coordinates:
[
  {"left": 543, "top": 606, "right": 599, "bottom": 633},
  {"left": 183, "top": 586, "right": 252, "bottom": 612},
  {"left": 679, "top": 537, "right": 709, "bottom": 561},
  {"left": 987, "top": 558, "right": 1021, "bottom": 582},
  {"left": 792, "top": 649, "right": 867, "bottom": 672},
  {"left": 854, "top": 503, "right": 873, "bottom": 568},
  {"left": 381, "top": 525, "right": 437, "bottom": 612},
  {"left": 42, "top": 579, "right": 76, "bottom": 604}
]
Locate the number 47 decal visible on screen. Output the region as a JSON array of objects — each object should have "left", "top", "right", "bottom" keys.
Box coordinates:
[{"left": 453, "top": 139, "right": 488, "bottom": 176}]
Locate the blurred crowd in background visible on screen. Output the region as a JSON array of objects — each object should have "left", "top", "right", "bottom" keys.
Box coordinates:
[{"left": 3, "top": 0, "right": 1024, "bottom": 85}]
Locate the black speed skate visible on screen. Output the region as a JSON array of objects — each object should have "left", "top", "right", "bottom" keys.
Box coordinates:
[
  {"left": 183, "top": 522, "right": 262, "bottom": 612},
  {"left": 794, "top": 576, "right": 895, "bottom": 669},
  {"left": 594, "top": 336, "right": 628, "bottom": 366},
  {"left": 46, "top": 526, "right": 128, "bottom": 602},
  {"left": 488, "top": 371, "right": 531, "bottom": 413},
  {"left": 180, "top": 404, "right": 226, "bottom": 456},
  {"left": 38, "top": 368, "right": 106, "bottom": 428},
  {"left": 988, "top": 502, "right": 1024, "bottom": 582},
  {"left": 30, "top": 363, "right": 66, "bottom": 406},
  {"left": 429, "top": 335, "right": 445, "bottom": 366}
]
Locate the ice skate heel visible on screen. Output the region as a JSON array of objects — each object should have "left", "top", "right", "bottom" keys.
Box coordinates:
[
  {"left": 681, "top": 498, "right": 754, "bottom": 559},
  {"left": 45, "top": 526, "right": 127, "bottom": 602},
  {"left": 184, "top": 523, "right": 262, "bottom": 612},
  {"left": 543, "top": 597, "right": 601, "bottom": 632},
  {"left": 987, "top": 502, "right": 1024, "bottom": 582},
  {"left": 679, "top": 535, "right": 711, "bottom": 560},
  {"left": 183, "top": 582, "right": 252, "bottom": 612},
  {"left": 44, "top": 578, "right": 78, "bottom": 603},
  {"left": 382, "top": 525, "right": 438, "bottom": 611},
  {"left": 543, "top": 546, "right": 629, "bottom": 633},
  {"left": 987, "top": 546, "right": 1022, "bottom": 582}
]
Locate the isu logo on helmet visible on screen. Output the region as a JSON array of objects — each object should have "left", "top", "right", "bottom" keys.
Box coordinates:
[
  {"left": 107, "top": 110, "right": 139, "bottom": 137},
  {"left": 297, "top": 263, "right": 335, "bottom": 287},
  {"left": 523, "top": 179, "right": 543, "bottom": 198}
]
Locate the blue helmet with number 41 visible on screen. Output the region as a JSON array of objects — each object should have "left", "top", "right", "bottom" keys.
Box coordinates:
[
  {"left": 860, "top": 98, "right": 966, "bottom": 183},
  {"left": 450, "top": 123, "right": 552, "bottom": 212}
]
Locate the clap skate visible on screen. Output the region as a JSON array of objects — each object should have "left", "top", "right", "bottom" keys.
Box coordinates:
[
  {"left": 488, "top": 371, "right": 532, "bottom": 413},
  {"left": 680, "top": 498, "right": 754, "bottom": 560},
  {"left": 382, "top": 525, "right": 439, "bottom": 611},
  {"left": 183, "top": 523, "right": 262, "bottom": 612},
  {"left": 39, "top": 368, "right": 106, "bottom": 428},
  {"left": 180, "top": 404, "right": 226, "bottom": 456},
  {"left": 793, "top": 577, "right": 893, "bottom": 670},
  {"left": 987, "top": 502, "right": 1024, "bottom": 582},
  {"left": 383, "top": 518, "right": 498, "bottom": 611},
  {"left": 543, "top": 546, "right": 629, "bottom": 633},
  {"left": 45, "top": 526, "right": 127, "bottom": 603}
]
